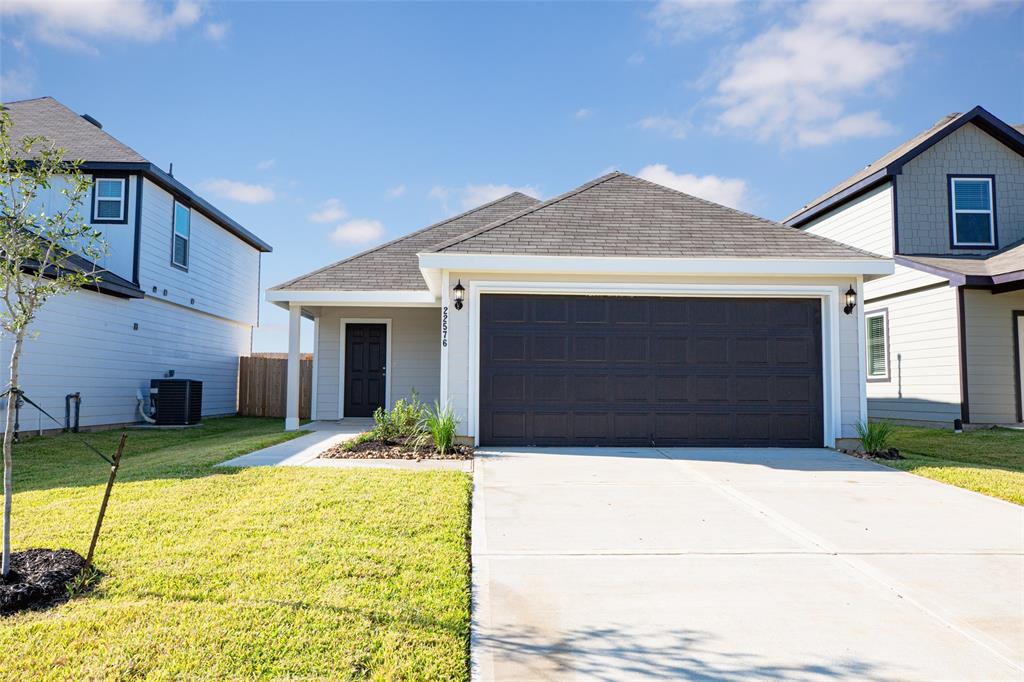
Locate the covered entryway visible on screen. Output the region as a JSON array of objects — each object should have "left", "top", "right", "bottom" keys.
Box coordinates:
[{"left": 479, "top": 294, "right": 824, "bottom": 447}]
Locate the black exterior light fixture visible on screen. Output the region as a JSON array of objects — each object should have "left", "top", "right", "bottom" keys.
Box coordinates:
[
  {"left": 453, "top": 279, "right": 466, "bottom": 310},
  {"left": 843, "top": 285, "right": 857, "bottom": 315}
]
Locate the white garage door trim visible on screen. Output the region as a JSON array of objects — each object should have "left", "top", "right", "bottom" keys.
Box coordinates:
[{"left": 467, "top": 281, "right": 844, "bottom": 448}]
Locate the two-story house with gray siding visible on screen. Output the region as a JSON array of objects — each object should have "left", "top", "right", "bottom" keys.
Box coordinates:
[
  {"left": 2, "top": 96, "right": 271, "bottom": 430},
  {"left": 786, "top": 106, "right": 1024, "bottom": 427}
]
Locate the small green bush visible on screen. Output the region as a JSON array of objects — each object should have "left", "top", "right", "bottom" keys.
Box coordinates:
[
  {"left": 371, "top": 391, "right": 428, "bottom": 444},
  {"left": 418, "top": 402, "right": 459, "bottom": 455},
  {"left": 856, "top": 420, "right": 895, "bottom": 455}
]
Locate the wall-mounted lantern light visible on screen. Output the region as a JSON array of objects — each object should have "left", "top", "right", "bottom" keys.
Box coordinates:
[
  {"left": 453, "top": 279, "right": 466, "bottom": 310},
  {"left": 843, "top": 285, "right": 857, "bottom": 315}
]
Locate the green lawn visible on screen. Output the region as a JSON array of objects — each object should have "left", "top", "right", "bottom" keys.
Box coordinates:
[
  {"left": 885, "top": 425, "right": 1024, "bottom": 505},
  {"left": 0, "top": 417, "right": 472, "bottom": 680}
]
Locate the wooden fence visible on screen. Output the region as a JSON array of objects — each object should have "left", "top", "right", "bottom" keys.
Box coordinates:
[{"left": 237, "top": 353, "right": 313, "bottom": 419}]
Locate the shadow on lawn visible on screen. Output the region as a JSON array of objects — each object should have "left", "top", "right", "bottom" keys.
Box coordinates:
[{"left": 475, "top": 623, "right": 879, "bottom": 680}]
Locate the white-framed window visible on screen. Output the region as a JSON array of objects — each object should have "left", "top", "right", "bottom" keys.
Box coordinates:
[
  {"left": 866, "top": 310, "right": 889, "bottom": 381},
  {"left": 950, "top": 176, "right": 995, "bottom": 247},
  {"left": 93, "top": 177, "right": 126, "bottom": 222},
  {"left": 172, "top": 201, "right": 190, "bottom": 269}
]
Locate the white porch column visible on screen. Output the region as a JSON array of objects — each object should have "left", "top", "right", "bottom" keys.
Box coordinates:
[{"left": 285, "top": 303, "right": 302, "bottom": 431}]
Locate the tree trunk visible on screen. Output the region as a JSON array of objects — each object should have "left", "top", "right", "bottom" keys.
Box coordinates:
[{"left": 2, "top": 332, "right": 23, "bottom": 579}]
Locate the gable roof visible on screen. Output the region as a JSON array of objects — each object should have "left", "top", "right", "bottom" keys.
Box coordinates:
[
  {"left": 785, "top": 106, "right": 1024, "bottom": 227},
  {"left": 2, "top": 97, "right": 271, "bottom": 252},
  {"left": 271, "top": 192, "right": 540, "bottom": 291},
  {"left": 431, "top": 172, "right": 881, "bottom": 260},
  {"left": 898, "top": 238, "right": 1024, "bottom": 287}
]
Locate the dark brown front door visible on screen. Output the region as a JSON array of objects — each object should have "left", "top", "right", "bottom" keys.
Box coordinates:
[
  {"left": 479, "top": 294, "right": 824, "bottom": 447},
  {"left": 344, "top": 323, "right": 387, "bottom": 417}
]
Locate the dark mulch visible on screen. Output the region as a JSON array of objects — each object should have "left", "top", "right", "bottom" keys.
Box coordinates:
[
  {"left": 321, "top": 437, "right": 473, "bottom": 461},
  {"left": 841, "top": 447, "right": 904, "bottom": 461},
  {"left": 0, "top": 548, "right": 87, "bottom": 615}
]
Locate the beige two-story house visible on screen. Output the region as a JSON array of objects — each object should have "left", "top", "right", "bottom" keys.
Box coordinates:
[{"left": 787, "top": 106, "right": 1024, "bottom": 427}]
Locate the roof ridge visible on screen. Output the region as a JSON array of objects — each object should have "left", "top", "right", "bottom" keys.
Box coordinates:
[
  {"left": 428, "top": 172, "right": 624, "bottom": 253},
  {"left": 269, "top": 191, "right": 538, "bottom": 290},
  {"left": 0, "top": 95, "right": 57, "bottom": 106}
]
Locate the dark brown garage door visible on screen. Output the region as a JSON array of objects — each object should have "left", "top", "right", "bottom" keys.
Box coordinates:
[{"left": 479, "top": 294, "right": 824, "bottom": 447}]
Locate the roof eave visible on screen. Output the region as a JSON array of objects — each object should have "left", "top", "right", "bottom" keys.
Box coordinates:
[
  {"left": 785, "top": 170, "right": 892, "bottom": 228},
  {"left": 265, "top": 288, "right": 439, "bottom": 309}
]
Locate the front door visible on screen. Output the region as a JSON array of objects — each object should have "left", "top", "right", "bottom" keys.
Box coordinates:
[{"left": 344, "top": 323, "right": 387, "bottom": 417}]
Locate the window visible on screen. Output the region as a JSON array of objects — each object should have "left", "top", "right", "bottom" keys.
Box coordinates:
[
  {"left": 92, "top": 177, "right": 126, "bottom": 223},
  {"left": 950, "top": 176, "right": 995, "bottom": 247},
  {"left": 172, "top": 201, "right": 190, "bottom": 269},
  {"left": 866, "top": 311, "right": 889, "bottom": 381}
]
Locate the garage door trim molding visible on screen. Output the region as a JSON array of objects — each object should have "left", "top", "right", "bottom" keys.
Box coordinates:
[{"left": 467, "top": 281, "right": 844, "bottom": 448}]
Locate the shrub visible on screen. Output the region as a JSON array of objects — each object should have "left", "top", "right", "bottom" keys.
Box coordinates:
[
  {"left": 372, "top": 406, "right": 400, "bottom": 444},
  {"left": 418, "top": 402, "right": 459, "bottom": 455},
  {"left": 371, "top": 391, "right": 428, "bottom": 444},
  {"left": 856, "top": 420, "right": 894, "bottom": 455}
]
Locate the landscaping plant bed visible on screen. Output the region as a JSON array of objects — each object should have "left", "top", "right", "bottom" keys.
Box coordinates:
[
  {"left": 841, "top": 447, "right": 903, "bottom": 461},
  {"left": 322, "top": 436, "right": 473, "bottom": 461},
  {"left": 0, "top": 548, "right": 88, "bottom": 615}
]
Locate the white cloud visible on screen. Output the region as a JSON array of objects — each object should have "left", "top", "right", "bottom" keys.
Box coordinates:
[
  {"left": 1, "top": 0, "right": 202, "bottom": 51},
  {"left": 308, "top": 198, "right": 347, "bottom": 224},
  {"left": 256, "top": 159, "right": 275, "bottom": 171},
  {"left": 575, "top": 108, "right": 593, "bottom": 119},
  {"left": 637, "top": 164, "right": 748, "bottom": 209},
  {"left": 330, "top": 219, "right": 385, "bottom": 245},
  {"left": 0, "top": 63, "right": 34, "bottom": 100},
  {"left": 386, "top": 184, "right": 406, "bottom": 198},
  {"left": 459, "top": 184, "right": 540, "bottom": 211},
  {"left": 636, "top": 114, "right": 690, "bottom": 140},
  {"left": 707, "top": 0, "right": 997, "bottom": 146},
  {"left": 627, "top": 51, "right": 645, "bottom": 65},
  {"left": 204, "top": 21, "right": 229, "bottom": 42},
  {"left": 200, "top": 178, "right": 275, "bottom": 204},
  {"left": 648, "top": 0, "right": 742, "bottom": 42}
]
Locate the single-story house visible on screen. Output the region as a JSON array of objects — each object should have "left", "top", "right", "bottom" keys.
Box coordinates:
[{"left": 268, "top": 172, "right": 892, "bottom": 448}]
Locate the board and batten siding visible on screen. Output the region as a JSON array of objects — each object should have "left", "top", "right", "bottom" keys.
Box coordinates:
[
  {"left": 963, "top": 288, "right": 1024, "bottom": 424},
  {"left": 864, "top": 285, "right": 961, "bottom": 424},
  {"left": 0, "top": 288, "right": 251, "bottom": 430},
  {"left": 443, "top": 272, "right": 867, "bottom": 442},
  {"left": 138, "top": 177, "right": 260, "bottom": 326},
  {"left": 802, "top": 181, "right": 894, "bottom": 257},
  {"left": 312, "top": 306, "right": 441, "bottom": 420}
]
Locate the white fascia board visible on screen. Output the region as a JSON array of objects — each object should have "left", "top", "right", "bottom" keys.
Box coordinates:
[
  {"left": 417, "top": 253, "right": 894, "bottom": 278},
  {"left": 265, "top": 289, "right": 438, "bottom": 307}
]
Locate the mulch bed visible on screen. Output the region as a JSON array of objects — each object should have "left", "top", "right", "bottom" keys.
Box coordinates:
[
  {"left": 841, "top": 447, "right": 904, "bottom": 461},
  {"left": 0, "top": 548, "right": 88, "bottom": 615},
  {"left": 321, "top": 437, "right": 474, "bottom": 461}
]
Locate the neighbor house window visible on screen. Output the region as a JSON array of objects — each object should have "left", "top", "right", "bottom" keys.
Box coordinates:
[
  {"left": 172, "top": 201, "right": 190, "bottom": 269},
  {"left": 950, "top": 176, "right": 995, "bottom": 247},
  {"left": 866, "top": 311, "right": 889, "bottom": 381},
  {"left": 92, "top": 177, "right": 126, "bottom": 223}
]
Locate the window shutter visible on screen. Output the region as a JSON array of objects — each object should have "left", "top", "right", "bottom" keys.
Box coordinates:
[{"left": 867, "top": 314, "right": 887, "bottom": 376}]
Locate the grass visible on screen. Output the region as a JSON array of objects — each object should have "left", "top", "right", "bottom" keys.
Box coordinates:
[
  {"left": 0, "top": 416, "right": 472, "bottom": 680},
  {"left": 882, "top": 425, "right": 1024, "bottom": 505}
]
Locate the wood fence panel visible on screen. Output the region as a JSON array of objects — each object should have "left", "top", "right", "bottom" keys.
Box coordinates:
[{"left": 237, "top": 354, "right": 312, "bottom": 419}]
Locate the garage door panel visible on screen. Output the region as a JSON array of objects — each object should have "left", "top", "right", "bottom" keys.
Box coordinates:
[{"left": 480, "top": 295, "right": 823, "bottom": 447}]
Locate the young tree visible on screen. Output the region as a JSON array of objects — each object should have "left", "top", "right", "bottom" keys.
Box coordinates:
[{"left": 0, "top": 109, "right": 105, "bottom": 578}]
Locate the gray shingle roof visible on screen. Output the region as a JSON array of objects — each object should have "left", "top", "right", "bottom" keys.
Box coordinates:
[
  {"left": 272, "top": 192, "right": 540, "bottom": 291},
  {"left": 900, "top": 238, "right": 1024, "bottom": 283},
  {"left": 431, "top": 172, "right": 882, "bottom": 260},
  {"left": 3, "top": 96, "right": 147, "bottom": 163}
]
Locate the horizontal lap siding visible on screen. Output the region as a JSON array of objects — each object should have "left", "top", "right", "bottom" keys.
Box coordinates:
[
  {"left": 314, "top": 307, "right": 441, "bottom": 420},
  {"left": 1, "top": 289, "right": 250, "bottom": 429},
  {"left": 802, "top": 182, "right": 894, "bottom": 257},
  {"left": 865, "top": 285, "right": 961, "bottom": 423},
  {"left": 964, "top": 289, "right": 1024, "bottom": 424}
]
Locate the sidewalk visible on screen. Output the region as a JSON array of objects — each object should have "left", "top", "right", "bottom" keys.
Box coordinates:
[{"left": 217, "top": 419, "right": 373, "bottom": 467}]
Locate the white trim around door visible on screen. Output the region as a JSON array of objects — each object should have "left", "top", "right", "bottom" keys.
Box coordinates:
[
  {"left": 466, "top": 280, "right": 844, "bottom": 448},
  {"left": 338, "top": 318, "right": 393, "bottom": 420}
]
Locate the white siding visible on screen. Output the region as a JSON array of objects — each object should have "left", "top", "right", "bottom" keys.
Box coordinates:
[
  {"left": 963, "top": 288, "right": 1024, "bottom": 424},
  {"left": 138, "top": 178, "right": 260, "bottom": 326},
  {"left": 0, "top": 288, "right": 250, "bottom": 430},
  {"left": 864, "top": 285, "right": 962, "bottom": 424},
  {"left": 443, "top": 272, "right": 866, "bottom": 442},
  {"left": 803, "top": 182, "right": 894, "bottom": 257},
  {"left": 865, "top": 263, "right": 948, "bottom": 300},
  {"left": 312, "top": 306, "right": 441, "bottom": 420}
]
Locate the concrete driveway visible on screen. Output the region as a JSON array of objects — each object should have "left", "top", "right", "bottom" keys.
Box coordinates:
[{"left": 471, "top": 447, "right": 1024, "bottom": 681}]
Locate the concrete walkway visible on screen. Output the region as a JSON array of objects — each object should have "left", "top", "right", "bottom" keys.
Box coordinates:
[
  {"left": 217, "top": 419, "right": 472, "bottom": 472},
  {"left": 217, "top": 419, "right": 374, "bottom": 467},
  {"left": 471, "top": 447, "right": 1024, "bottom": 680}
]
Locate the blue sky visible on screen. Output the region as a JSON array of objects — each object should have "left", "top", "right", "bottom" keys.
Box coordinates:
[{"left": 2, "top": 0, "right": 1021, "bottom": 351}]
